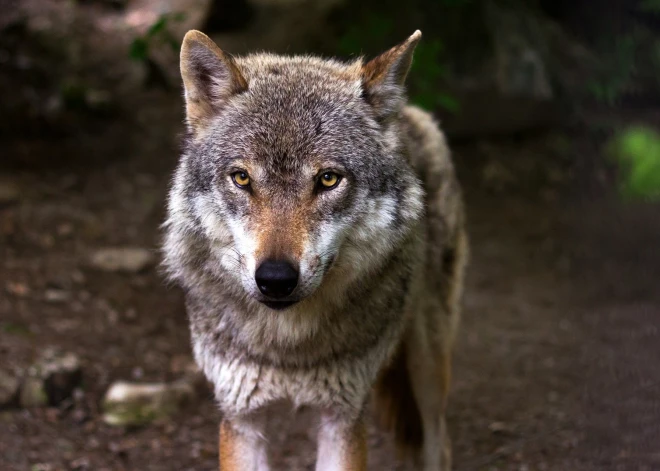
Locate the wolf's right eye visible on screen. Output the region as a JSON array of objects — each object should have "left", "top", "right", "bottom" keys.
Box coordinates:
[
  {"left": 231, "top": 171, "right": 251, "bottom": 189},
  {"left": 317, "top": 172, "right": 341, "bottom": 191}
]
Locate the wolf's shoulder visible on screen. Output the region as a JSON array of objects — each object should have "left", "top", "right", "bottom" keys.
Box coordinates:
[{"left": 399, "top": 105, "right": 455, "bottom": 189}]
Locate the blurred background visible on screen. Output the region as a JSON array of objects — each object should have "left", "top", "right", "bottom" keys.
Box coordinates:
[{"left": 1, "top": 0, "right": 660, "bottom": 469}]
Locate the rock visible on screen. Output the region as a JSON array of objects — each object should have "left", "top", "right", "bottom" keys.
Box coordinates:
[
  {"left": 44, "top": 289, "right": 70, "bottom": 303},
  {"left": 0, "top": 370, "right": 20, "bottom": 408},
  {"left": 69, "top": 457, "right": 91, "bottom": 471},
  {"left": 20, "top": 377, "right": 48, "bottom": 408},
  {"left": 488, "top": 421, "right": 514, "bottom": 435},
  {"left": 21, "top": 350, "right": 82, "bottom": 407},
  {"left": 102, "top": 379, "right": 197, "bottom": 426},
  {"left": 89, "top": 247, "right": 155, "bottom": 273}
]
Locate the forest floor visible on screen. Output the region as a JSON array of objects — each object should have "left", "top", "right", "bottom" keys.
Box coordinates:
[{"left": 2, "top": 2, "right": 660, "bottom": 470}]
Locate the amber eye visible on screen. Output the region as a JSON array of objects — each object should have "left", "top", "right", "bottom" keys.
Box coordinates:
[
  {"left": 231, "top": 171, "right": 250, "bottom": 188},
  {"left": 319, "top": 172, "right": 341, "bottom": 190}
]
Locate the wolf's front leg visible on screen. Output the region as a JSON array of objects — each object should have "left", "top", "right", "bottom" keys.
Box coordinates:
[
  {"left": 316, "top": 413, "right": 367, "bottom": 471},
  {"left": 219, "top": 417, "right": 270, "bottom": 471},
  {"left": 406, "top": 329, "right": 453, "bottom": 471}
]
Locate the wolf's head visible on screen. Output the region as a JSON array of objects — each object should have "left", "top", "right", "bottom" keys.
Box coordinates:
[{"left": 165, "top": 30, "right": 424, "bottom": 312}]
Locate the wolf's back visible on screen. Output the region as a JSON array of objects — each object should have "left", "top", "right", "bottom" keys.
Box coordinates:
[{"left": 401, "top": 105, "right": 468, "bottom": 343}]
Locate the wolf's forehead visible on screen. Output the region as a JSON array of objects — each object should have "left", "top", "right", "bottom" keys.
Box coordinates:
[
  {"left": 238, "top": 54, "right": 363, "bottom": 85},
  {"left": 234, "top": 83, "right": 366, "bottom": 153},
  {"left": 240, "top": 57, "right": 363, "bottom": 107},
  {"left": 248, "top": 78, "right": 362, "bottom": 116}
]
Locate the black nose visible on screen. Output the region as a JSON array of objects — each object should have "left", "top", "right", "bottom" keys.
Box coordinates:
[{"left": 255, "top": 260, "right": 299, "bottom": 299}]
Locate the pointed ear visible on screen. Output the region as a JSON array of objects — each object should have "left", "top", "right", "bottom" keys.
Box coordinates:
[
  {"left": 180, "top": 30, "right": 248, "bottom": 133},
  {"left": 361, "top": 30, "right": 421, "bottom": 119}
]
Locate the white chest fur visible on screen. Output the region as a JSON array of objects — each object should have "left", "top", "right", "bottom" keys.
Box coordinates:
[{"left": 193, "top": 338, "right": 392, "bottom": 420}]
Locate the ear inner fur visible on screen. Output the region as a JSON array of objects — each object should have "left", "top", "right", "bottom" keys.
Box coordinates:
[
  {"left": 179, "top": 30, "right": 248, "bottom": 132},
  {"left": 362, "top": 30, "right": 421, "bottom": 87},
  {"left": 360, "top": 30, "right": 421, "bottom": 118}
]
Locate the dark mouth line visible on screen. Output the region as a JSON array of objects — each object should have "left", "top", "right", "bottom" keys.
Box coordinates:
[{"left": 261, "top": 300, "right": 298, "bottom": 311}]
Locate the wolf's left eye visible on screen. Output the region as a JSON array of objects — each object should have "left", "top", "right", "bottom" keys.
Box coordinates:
[
  {"left": 318, "top": 172, "right": 341, "bottom": 190},
  {"left": 231, "top": 171, "right": 251, "bottom": 188}
]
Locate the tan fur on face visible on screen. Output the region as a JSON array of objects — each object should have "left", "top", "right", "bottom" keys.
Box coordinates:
[{"left": 252, "top": 198, "right": 309, "bottom": 264}]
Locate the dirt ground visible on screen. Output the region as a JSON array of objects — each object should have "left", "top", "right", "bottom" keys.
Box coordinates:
[{"left": 2, "top": 2, "right": 660, "bottom": 470}]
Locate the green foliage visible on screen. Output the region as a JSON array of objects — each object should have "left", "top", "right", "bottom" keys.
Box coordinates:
[
  {"left": 609, "top": 126, "right": 660, "bottom": 201},
  {"left": 587, "top": 35, "right": 637, "bottom": 106},
  {"left": 337, "top": 15, "right": 458, "bottom": 113},
  {"left": 129, "top": 12, "right": 186, "bottom": 62},
  {"left": 587, "top": 3, "right": 660, "bottom": 107},
  {"left": 410, "top": 39, "right": 459, "bottom": 112},
  {"left": 337, "top": 17, "right": 393, "bottom": 55}
]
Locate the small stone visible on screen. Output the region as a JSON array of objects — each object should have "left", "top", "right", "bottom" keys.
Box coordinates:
[
  {"left": 20, "top": 377, "right": 48, "bottom": 408},
  {"left": 488, "top": 421, "right": 510, "bottom": 434},
  {"left": 44, "top": 289, "right": 70, "bottom": 303},
  {"left": 21, "top": 350, "right": 82, "bottom": 407},
  {"left": 0, "top": 370, "right": 20, "bottom": 408},
  {"left": 69, "top": 457, "right": 90, "bottom": 470},
  {"left": 89, "top": 247, "right": 155, "bottom": 273},
  {"left": 102, "top": 379, "right": 196, "bottom": 426}
]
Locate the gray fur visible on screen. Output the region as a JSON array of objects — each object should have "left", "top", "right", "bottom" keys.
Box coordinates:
[{"left": 163, "top": 30, "right": 467, "bottom": 470}]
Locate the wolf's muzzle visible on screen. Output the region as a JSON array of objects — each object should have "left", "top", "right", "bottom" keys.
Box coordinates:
[{"left": 255, "top": 259, "right": 299, "bottom": 299}]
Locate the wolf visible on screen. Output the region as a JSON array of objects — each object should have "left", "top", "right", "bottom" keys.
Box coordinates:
[{"left": 163, "top": 28, "right": 468, "bottom": 471}]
